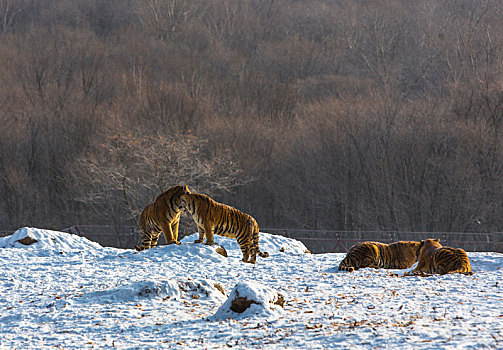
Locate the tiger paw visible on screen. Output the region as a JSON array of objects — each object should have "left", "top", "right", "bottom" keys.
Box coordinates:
[
  {"left": 134, "top": 245, "right": 144, "bottom": 251},
  {"left": 204, "top": 241, "right": 214, "bottom": 246},
  {"left": 194, "top": 239, "right": 204, "bottom": 243},
  {"left": 168, "top": 240, "right": 181, "bottom": 245}
]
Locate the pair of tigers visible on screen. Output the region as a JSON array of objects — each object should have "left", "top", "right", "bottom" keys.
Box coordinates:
[
  {"left": 135, "top": 185, "right": 268, "bottom": 264},
  {"left": 338, "top": 239, "right": 472, "bottom": 275}
]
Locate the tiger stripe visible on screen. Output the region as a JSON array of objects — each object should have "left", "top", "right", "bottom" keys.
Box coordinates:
[
  {"left": 135, "top": 185, "right": 191, "bottom": 251},
  {"left": 180, "top": 193, "right": 268, "bottom": 263},
  {"left": 338, "top": 241, "right": 421, "bottom": 272},
  {"left": 413, "top": 239, "right": 472, "bottom": 275}
]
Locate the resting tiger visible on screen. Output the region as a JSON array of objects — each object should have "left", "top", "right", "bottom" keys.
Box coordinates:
[
  {"left": 135, "top": 185, "right": 191, "bottom": 251},
  {"left": 179, "top": 193, "right": 269, "bottom": 263},
  {"left": 338, "top": 241, "right": 421, "bottom": 272},
  {"left": 411, "top": 238, "right": 472, "bottom": 275}
]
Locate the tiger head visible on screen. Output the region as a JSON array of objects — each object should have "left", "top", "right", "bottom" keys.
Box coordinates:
[
  {"left": 176, "top": 185, "right": 190, "bottom": 195},
  {"left": 404, "top": 241, "right": 423, "bottom": 261},
  {"left": 174, "top": 185, "right": 191, "bottom": 209},
  {"left": 418, "top": 238, "right": 441, "bottom": 257},
  {"left": 179, "top": 193, "right": 191, "bottom": 212}
]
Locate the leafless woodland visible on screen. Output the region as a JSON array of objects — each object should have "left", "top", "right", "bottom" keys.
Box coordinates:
[{"left": 1, "top": 0, "right": 503, "bottom": 235}]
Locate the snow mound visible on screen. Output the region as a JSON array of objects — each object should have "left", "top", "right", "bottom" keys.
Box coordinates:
[
  {"left": 79, "top": 280, "right": 181, "bottom": 303},
  {"left": 79, "top": 279, "right": 226, "bottom": 304},
  {"left": 181, "top": 231, "right": 309, "bottom": 256},
  {"left": 133, "top": 241, "right": 228, "bottom": 264},
  {"left": 177, "top": 279, "right": 227, "bottom": 302},
  {"left": 0, "top": 227, "right": 103, "bottom": 253},
  {"left": 259, "top": 232, "right": 310, "bottom": 255},
  {"left": 211, "top": 281, "right": 285, "bottom": 320}
]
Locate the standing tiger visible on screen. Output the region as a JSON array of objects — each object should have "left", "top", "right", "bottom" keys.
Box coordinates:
[
  {"left": 410, "top": 239, "right": 472, "bottom": 275},
  {"left": 338, "top": 241, "right": 421, "bottom": 272},
  {"left": 179, "top": 193, "right": 269, "bottom": 263},
  {"left": 135, "top": 185, "right": 191, "bottom": 251}
]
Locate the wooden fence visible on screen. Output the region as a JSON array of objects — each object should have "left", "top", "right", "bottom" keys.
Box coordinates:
[{"left": 2, "top": 226, "right": 503, "bottom": 253}]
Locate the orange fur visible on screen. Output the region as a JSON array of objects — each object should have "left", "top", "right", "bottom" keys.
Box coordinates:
[
  {"left": 180, "top": 193, "right": 268, "bottom": 263},
  {"left": 135, "top": 185, "right": 191, "bottom": 251},
  {"left": 412, "top": 239, "right": 472, "bottom": 275},
  {"left": 339, "top": 241, "right": 421, "bottom": 272}
]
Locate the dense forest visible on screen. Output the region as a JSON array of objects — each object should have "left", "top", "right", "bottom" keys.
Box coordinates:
[{"left": 1, "top": 0, "right": 503, "bottom": 235}]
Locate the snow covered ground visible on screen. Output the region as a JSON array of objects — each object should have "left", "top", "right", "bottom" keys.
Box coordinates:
[{"left": 0, "top": 227, "right": 502, "bottom": 349}]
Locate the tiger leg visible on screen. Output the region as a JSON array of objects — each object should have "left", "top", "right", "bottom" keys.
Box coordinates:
[
  {"left": 150, "top": 230, "right": 162, "bottom": 248},
  {"left": 338, "top": 255, "right": 356, "bottom": 271},
  {"left": 203, "top": 223, "right": 214, "bottom": 245},
  {"left": 357, "top": 256, "right": 376, "bottom": 269},
  {"left": 412, "top": 259, "right": 430, "bottom": 275},
  {"left": 241, "top": 247, "right": 251, "bottom": 263},
  {"left": 249, "top": 250, "right": 257, "bottom": 264},
  {"left": 194, "top": 226, "right": 205, "bottom": 243},
  {"left": 237, "top": 232, "right": 251, "bottom": 263},
  {"left": 171, "top": 220, "right": 180, "bottom": 242},
  {"left": 160, "top": 221, "right": 178, "bottom": 245},
  {"left": 247, "top": 227, "right": 261, "bottom": 264},
  {"left": 246, "top": 241, "right": 256, "bottom": 264},
  {"left": 136, "top": 229, "right": 153, "bottom": 251}
]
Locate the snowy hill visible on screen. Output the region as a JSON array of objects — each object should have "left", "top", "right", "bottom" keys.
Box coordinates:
[
  {"left": 0, "top": 226, "right": 104, "bottom": 252},
  {"left": 0, "top": 227, "right": 502, "bottom": 349}
]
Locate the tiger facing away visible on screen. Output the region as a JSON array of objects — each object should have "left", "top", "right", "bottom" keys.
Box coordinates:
[
  {"left": 338, "top": 241, "right": 421, "bottom": 272},
  {"left": 135, "top": 185, "right": 191, "bottom": 251},
  {"left": 179, "top": 193, "right": 269, "bottom": 263},
  {"left": 411, "top": 239, "right": 472, "bottom": 275}
]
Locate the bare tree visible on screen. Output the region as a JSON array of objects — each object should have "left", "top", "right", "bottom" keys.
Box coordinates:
[
  {"left": 67, "top": 132, "right": 249, "bottom": 229},
  {"left": 0, "top": 0, "right": 23, "bottom": 33}
]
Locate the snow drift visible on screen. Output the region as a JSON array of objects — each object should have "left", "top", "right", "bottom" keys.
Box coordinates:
[
  {"left": 0, "top": 226, "right": 501, "bottom": 349},
  {"left": 181, "top": 231, "right": 310, "bottom": 257},
  {"left": 78, "top": 279, "right": 226, "bottom": 304},
  {"left": 0, "top": 226, "right": 104, "bottom": 253}
]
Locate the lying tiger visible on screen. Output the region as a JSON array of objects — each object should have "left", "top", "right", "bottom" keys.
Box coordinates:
[
  {"left": 409, "top": 238, "right": 472, "bottom": 275},
  {"left": 135, "top": 185, "right": 191, "bottom": 251},
  {"left": 179, "top": 192, "right": 269, "bottom": 263},
  {"left": 338, "top": 241, "right": 421, "bottom": 272}
]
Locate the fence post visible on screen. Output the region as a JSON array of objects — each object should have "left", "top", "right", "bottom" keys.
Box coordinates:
[{"left": 494, "top": 233, "right": 502, "bottom": 253}]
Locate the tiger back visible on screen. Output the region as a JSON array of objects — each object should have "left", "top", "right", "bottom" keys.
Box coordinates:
[
  {"left": 180, "top": 193, "right": 269, "bottom": 263},
  {"left": 338, "top": 241, "right": 421, "bottom": 272},
  {"left": 413, "top": 239, "right": 472, "bottom": 275},
  {"left": 135, "top": 185, "right": 190, "bottom": 251}
]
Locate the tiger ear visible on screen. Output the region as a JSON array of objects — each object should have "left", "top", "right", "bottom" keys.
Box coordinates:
[
  {"left": 434, "top": 238, "right": 440, "bottom": 242},
  {"left": 184, "top": 185, "right": 190, "bottom": 193}
]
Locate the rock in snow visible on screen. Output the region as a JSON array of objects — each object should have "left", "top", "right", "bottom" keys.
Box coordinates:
[{"left": 211, "top": 281, "right": 285, "bottom": 320}]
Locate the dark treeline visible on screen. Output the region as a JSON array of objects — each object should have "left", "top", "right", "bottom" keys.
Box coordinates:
[{"left": 1, "top": 0, "right": 503, "bottom": 234}]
